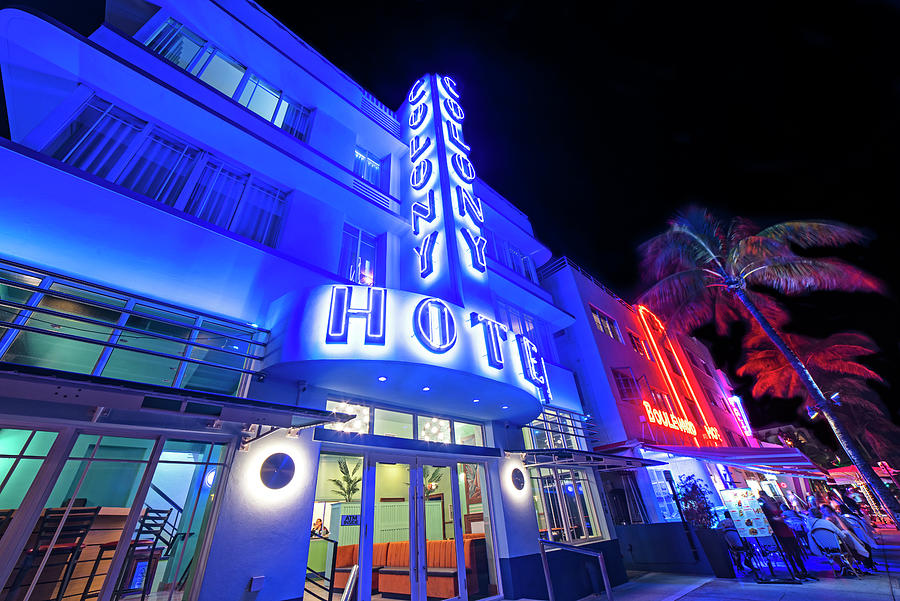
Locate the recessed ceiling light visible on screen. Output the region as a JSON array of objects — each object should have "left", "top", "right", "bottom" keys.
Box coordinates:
[
  {"left": 378, "top": 376, "right": 387, "bottom": 382},
  {"left": 501, "top": 405, "right": 509, "bottom": 410},
  {"left": 473, "top": 399, "right": 480, "bottom": 403},
  {"left": 422, "top": 386, "right": 431, "bottom": 392}
]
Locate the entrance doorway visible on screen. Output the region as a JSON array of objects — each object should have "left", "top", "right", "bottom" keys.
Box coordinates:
[{"left": 305, "top": 453, "right": 499, "bottom": 601}]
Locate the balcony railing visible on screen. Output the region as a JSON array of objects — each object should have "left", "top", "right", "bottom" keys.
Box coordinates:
[{"left": 0, "top": 256, "right": 268, "bottom": 396}]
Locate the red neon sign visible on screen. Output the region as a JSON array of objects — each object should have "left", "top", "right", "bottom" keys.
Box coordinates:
[{"left": 642, "top": 401, "right": 697, "bottom": 435}]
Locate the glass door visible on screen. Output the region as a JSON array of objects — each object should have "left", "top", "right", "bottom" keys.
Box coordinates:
[{"left": 363, "top": 457, "right": 465, "bottom": 601}]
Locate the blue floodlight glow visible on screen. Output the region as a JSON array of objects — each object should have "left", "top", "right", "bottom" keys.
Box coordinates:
[
  {"left": 378, "top": 376, "right": 387, "bottom": 382},
  {"left": 422, "top": 386, "right": 431, "bottom": 392},
  {"left": 413, "top": 297, "right": 457, "bottom": 353},
  {"left": 473, "top": 398, "right": 480, "bottom": 403},
  {"left": 501, "top": 405, "right": 509, "bottom": 410}
]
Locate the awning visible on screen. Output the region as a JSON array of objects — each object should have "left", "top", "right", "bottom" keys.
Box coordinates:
[
  {"left": 518, "top": 448, "right": 665, "bottom": 471},
  {"left": 640, "top": 443, "right": 826, "bottom": 479},
  {"left": 828, "top": 465, "right": 897, "bottom": 485}
]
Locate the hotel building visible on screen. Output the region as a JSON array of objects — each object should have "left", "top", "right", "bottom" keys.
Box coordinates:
[{"left": 0, "top": 1, "right": 821, "bottom": 600}]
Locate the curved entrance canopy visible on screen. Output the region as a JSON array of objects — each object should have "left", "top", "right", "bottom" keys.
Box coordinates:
[{"left": 265, "top": 285, "right": 546, "bottom": 423}]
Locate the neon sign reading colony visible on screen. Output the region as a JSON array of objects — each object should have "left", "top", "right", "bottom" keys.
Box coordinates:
[
  {"left": 408, "top": 75, "right": 487, "bottom": 280},
  {"left": 325, "top": 285, "right": 551, "bottom": 399}
]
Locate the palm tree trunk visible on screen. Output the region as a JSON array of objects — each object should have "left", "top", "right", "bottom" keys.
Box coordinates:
[{"left": 733, "top": 287, "right": 900, "bottom": 527}]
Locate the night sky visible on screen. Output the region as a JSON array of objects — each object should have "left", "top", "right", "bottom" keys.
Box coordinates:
[
  {"left": 265, "top": 0, "right": 900, "bottom": 440},
  {"left": 18, "top": 1, "right": 899, "bottom": 442}
]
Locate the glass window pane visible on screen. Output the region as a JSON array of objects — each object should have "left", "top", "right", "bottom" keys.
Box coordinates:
[
  {"left": 0, "top": 429, "right": 59, "bottom": 519},
  {"left": 2, "top": 285, "right": 124, "bottom": 374},
  {"left": 338, "top": 225, "right": 359, "bottom": 282},
  {"left": 196, "top": 50, "right": 246, "bottom": 97},
  {"left": 0, "top": 269, "right": 40, "bottom": 339},
  {"left": 184, "top": 160, "right": 248, "bottom": 228},
  {"left": 454, "top": 422, "right": 484, "bottom": 447},
  {"left": 44, "top": 100, "right": 146, "bottom": 179},
  {"left": 230, "top": 180, "right": 288, "bottom": 247},
  {"left": 418, "top": 416, "right": 450, "bottom": 444},
  {"left": 458, "top": 463, "right": 499, "bottom": 600},
  {"left": 237, "top": 74, "right": 280, "bottom": 120},
  {"left": 373, "top": 409, "right": 413, "bottom": 439},
  {"left": 357, "top": 232, "right": 376, "bottom": 286},
  {"left": 308, "top": 453, "right": 364, "bottom": 597},
  {"left": 180, "top": 321, "right": 252, "bottom": 395},
  {"left": 42, "top": 97, "right": 110, "bottom": 163},
  {"left": 278, "top": 101, "right": 311, "bottom": 140},
  {"left": 102, "top": 305, "right": 193, "bottom": 386},
  {"left": 325, "top": 401, "right": 370, "bottom": 434},
  {"left": 145, "top": 18, "right": 206, "bottom": 70},
  {"left": 117, "top": 129, "right": 200, "bottom": 205}
]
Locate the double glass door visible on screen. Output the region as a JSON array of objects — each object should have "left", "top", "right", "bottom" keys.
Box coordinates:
[
  {"left": 365, "top": 458, "right": 464, "bottom": 601},
  {"left": 306, "top": 453, "right": 499, "bottom": 601}
]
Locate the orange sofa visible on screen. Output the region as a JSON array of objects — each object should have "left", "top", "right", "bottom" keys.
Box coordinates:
[{"left": 334, "top": 535, "right": 487, "bottom": 598}]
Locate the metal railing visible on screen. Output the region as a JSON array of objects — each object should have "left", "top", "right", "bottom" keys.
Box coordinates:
[
  {"left": 538, "top": 539, "right": 614, "bottom": 601},
  {"left": 305, "top": 533, "right": 340, "bottom": 601},
  {"left": 537, "top": 257, "right": 635, "bottom": 313}
]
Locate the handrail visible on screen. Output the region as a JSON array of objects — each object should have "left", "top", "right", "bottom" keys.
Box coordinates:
[
  {"left": 339, "top": 564, "right": 358, "bottom": 601},
  {"left": 305, "top": 532, "right": 339, "bottom": 601},
  {"left": 538, "top": 538, "right": 614, "bottom": 601}
]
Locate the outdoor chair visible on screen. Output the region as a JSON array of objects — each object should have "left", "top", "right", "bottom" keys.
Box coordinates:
[
  {"left": 81, "top": 507, "right": 173, "bottom": 601},
  {"left": 809, "top": 526, "right": 860, "bottom": 578},
  {"left": 722, "top": 528, "right": 758, "bottom": 575},
  {"left": 4, "top": 506, "right": 100, "bottom": 601}
]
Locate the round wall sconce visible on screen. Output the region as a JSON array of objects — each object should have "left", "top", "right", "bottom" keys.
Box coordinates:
[
  {"left": 511, "top": 468, "right": 525, "bottom": 491},
  {"left": 260, "top": 452, "right": 295, "bottom": 489}
]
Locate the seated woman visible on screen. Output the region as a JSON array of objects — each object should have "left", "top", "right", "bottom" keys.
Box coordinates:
[
  {"left": 820, "top": 505, "right": 874, "bottom": 571},
  {"left": 806, "top": 506, "right": 860, "bottom": 577},
  {"left": 781, "top": 503, "right": 809, "bottom": 549},
  {"left": 827, "top": 505, "right": 877, "bottom": 570}
]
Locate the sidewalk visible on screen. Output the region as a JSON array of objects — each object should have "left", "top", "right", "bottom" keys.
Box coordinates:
[{"left": 607, "top": 528, "right": 900, "bottom": 601}]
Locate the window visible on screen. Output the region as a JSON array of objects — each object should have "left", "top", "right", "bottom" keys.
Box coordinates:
[
  {"left": 339, "top": 224, "right": 378, "bottom": 285},
  {"left": 326, "top": 400, "right": 371, "bottom": 434},
  {"left": 481, "top": 228, "right": 538, "bottom": 283},
  {"left": 664, "top": 348, "right": 683, "bottom": 376},
  {"left": 0, "top": 263, "right": 263, "bottom": 396},
  {"left": 703, "top": 387, "right": 721, "bottom": 408},
  {"left": 454, "top": 422, "right": 485, "bottom": 446},
  {"left": 496, "top": 301, "right": 557, "bottom": 362},
  {"left": 523, "top": 409, "right": 587, "bottom": 451},
  {"left": 143, "top": 18, "right": 313, "bottom": 142},
  {"left": 42, "top": 95, "right": 290, "bottom": 248},
  {"left": 144, "top": 17, "right": 206, "bottom": 70},
  {"left": 628, "top": 332, "right": 649, "bottom": 359},
  {"left": 117, "top": 129, "right": 200, "bottom": 205},
  {"left": 354, "top": 147, "right": 382, "bottom": 187},
  {"left": 373, "top": 408, "right": 413, "bottom": 439},
  {"left": 530, "top": 467, "right": 604, "bottom": 541},
  {"left": 43, "top": 97, "right": 147, "bottom": 179},
  {"left": 647, "top": 468, "right": 680, "bottom": 522},
  {"left": 612, "top": 368, "right": 641, "bottom": 403},
  {"left": 418, "top": 416, "right": 451, "bottom": 443},
  {"left": 649, "top": 389, "right": 675, "bottom": 415},
  {"left": 590, "top": 306, "right": 621, "bottom": 342}
]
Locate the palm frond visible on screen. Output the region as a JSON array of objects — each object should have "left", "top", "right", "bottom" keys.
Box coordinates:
[
  {"left": 670, "top": 206, "right": 727, "bottom": 268},
  {"left": 746, "top": 257, "right": 885, "bottom": 295},
  {"left": 638, "top": 231, "right": 702, "bottom": 281},
  {"left": 636, "top": 270, "right": 715, "bottom": 333},
  {"left": 757, "top": 220, "right": 871, "bottom": 249}
]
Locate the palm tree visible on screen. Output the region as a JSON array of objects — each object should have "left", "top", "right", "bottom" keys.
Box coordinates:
[
  {"left": 637, "top": 207, "right": 900, "bottom": 524},
  {"left": 329, "top": 458, "right": 362, "bottom": 502},
  {"left": 739, "top": 331, "right": 900, "bottom": 469}
]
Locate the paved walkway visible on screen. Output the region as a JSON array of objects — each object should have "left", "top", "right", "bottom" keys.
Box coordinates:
[{"left": 606, "top": 528, "right": 900, "bottom": 601}]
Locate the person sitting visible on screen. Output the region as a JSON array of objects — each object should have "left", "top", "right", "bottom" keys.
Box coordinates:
[
  {"left": 807, "top": 506, "right": 861, "bottom": 577},
  {"left": 311, "top": 518, "right": 330, "bottom": 538},
  {"left": 822, "top": 505, "right": 875, "bottom": 570},
  {"left": 759, "top": 492, "right": 815, "bottom": 580},
  {"left": 717, "top": 511, "right": 755, "bottom": 572},
  {"left": 781, "top": 502, "right": 809, "bottom": 549}
]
